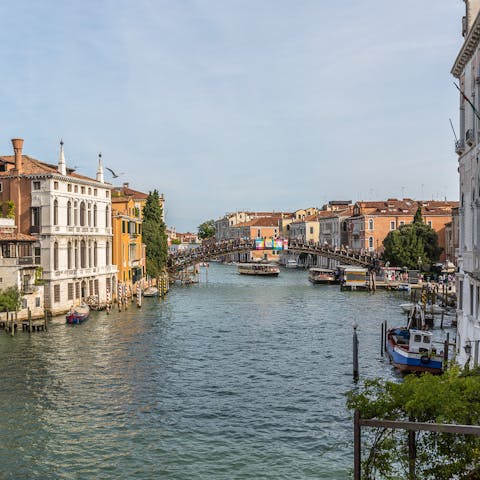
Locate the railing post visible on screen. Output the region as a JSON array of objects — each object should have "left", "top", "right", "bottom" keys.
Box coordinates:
[
  {"left": 354, "top": 409, "right": 361, "bottom": 480},
  {"left": 408, "top": 427, "right": 416, "bottom": 479}
]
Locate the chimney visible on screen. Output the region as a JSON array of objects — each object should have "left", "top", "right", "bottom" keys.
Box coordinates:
[
  {"left": 11, "top": 138, "right": 24, "bottom": 173},
  {"left": 96, "top": 153, "right": 104, "bottom": 183},
  {"left": 123, "top": 182, "right": 129, "bottom": 189},
  {"left": 58, "top": 140, "right": 67, "bottom": 175}
]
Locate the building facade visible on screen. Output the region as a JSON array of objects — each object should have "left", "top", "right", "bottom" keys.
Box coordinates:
[
  {"left": 452, "top": 0, "right": 480, "bottom": 366},
  {"left": 0, "top": 139, "right": 117, "bottom": 314}
]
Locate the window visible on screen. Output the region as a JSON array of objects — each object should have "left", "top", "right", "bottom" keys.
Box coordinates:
[
  {"left": 80, "top": 202, "right": 86, "bottom": 226},
  {"left": 81, "top": 186, "right": 85, "bottom": 194},
  {"left": 54, "top": 181, "right": 59, "bottom": 190},
  {"left": 414, "top": 334, "right": 421, "bottom": 342},
  {"left": 368, "top": 219, "right": 374, "bottom": 230},
  {"left": 68, "top": 283, "right": 74, "bottom": 301},
  {"left": 53, "top": 242, "right": 58, "bottom": 270},
  {"left": 427, "top": 221, "right": 432, "bottom": 227},
  {"left": 80, "top": 240, "right": 86, "bottom": 268},
  {"left": 35, "top": 297, "right": 40, "bottom": 307},
  {"left": 105, "top": 206, "right": 110, "bottom": 228},
  {"left": 54, "top": 284, "right": 60, "bottom": 303},
  {"left": 67, "top": 184, "right": 72, "bottom": 192},
  {"left": 369, "top": 237, "right": 374, "bottom": 249},
  {"left": 106, "top": 241, "right": 110, "bottom": 265},
  {"left": 88, "top": 188, "right": 91, "bottom": 195},
  {"left": 390, "top": 221, "right": 395, "bottom": 230},
  {"left": 471, "top": 284, "right": 474, "bottom": 316},
  {"left": 67, "top": 201, "right": 72, "bottom": 226},
  {"left": 67, "top": 241, "right": 72, "bottom": 269},
  {"left": 33, "top": 181, "right": 40, "bottom": 190},
  {"left": 53, "top": 199, "right": 58, "bottom": 226},
  {"left": 74, "top": 240, "right": 78, "bottom": 268},
  {"left": 94, "top": 279, "right": 99, "bottom": 295},
  {"left": 106, "top": 191, "right": 110, "bottom": 198},
  {"left": 94, "top": 189, "right": 97, "bottom": 196},
  {"left": 74, "top": 202, "right": 78, "bottom": 225},
  {"left": 400, "top": 221, "right": 405, "bottom": 226},
  {"left": 122, "top": 221, "right": 126, "bottom": 233},
  {"left": 75, "top": 282, "right": 80, "bottom": 299},
  {"left": 94, "top": 242, "right": 97, "bottom": 267},
  {"left": 32, "top": 207, "right": 41, "bottom": 227},
  {"left": 34, "top": 246, "right": 40, "bottom": 264},
  {"left": 309, "top": 227, "right": 314, "bottom": 234},
  {"left": 74, "top": 185, "right": 78, "bottom": 193},
  {"left": 87, "top": 203, "right": 91, "bottom": 226},
  {"left": 93, "top": 204, "right": 97, "bottom": 227},
  {"left": 0, "top": 182, "right": 3, "bottom": 193},
  {"left": 88, "top": 241, "right": 92, "bottom": 267},
  {"left": 257, "top": 229, "right": 261, "bottom": 237}
]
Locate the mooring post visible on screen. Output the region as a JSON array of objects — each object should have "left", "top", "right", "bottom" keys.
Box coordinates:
[
  {"left": 354, "top": 409, "right": 361, "bottom": 480},
  {"left": 408, "top": 427, "right": 416, "bottom": 480},
  {"left": 444, "top": 332, "right": 450, "bottom": 369},
  {"left": 381, "top": 321, "right": 384, "bottom": 356},
  {"left": 28, "top": 308, "right": 32, "bottom": 333},
  {"left": 353, "top": 321, "right": 359, "bottom": 381},
  {"left": 384, "top": 320, "right": 387, "bottom": 353}
]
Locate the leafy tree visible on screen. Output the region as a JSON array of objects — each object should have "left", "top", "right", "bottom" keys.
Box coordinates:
[
  {"left": 347, "top": 367, "right": 480, "bottom": 479},
  {"left": 382, "top": 206, "right": 442, "bottom": 269},
  {"left": 0, "top": 286, "right": 21, "bottom": 311},
  {"left": 142, "top": 190, "right": 168, "bottom": 277},
  {"left": 198, "top": 219, "right": 216, "bottom": 239}
]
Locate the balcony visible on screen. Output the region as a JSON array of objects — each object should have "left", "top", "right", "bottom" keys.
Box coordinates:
[
  {"left": 466, "top": 129, "right": 475, "bottom": 146},
  {"left": 18, "top": 257, "right": 34, "bottom": 265},
  {"left": 455, "top": 139, "right": 465, "bottom": 155}
]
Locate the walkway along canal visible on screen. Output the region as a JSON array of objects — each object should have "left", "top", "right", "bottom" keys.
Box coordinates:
[{"left": 0, "top": 263, "right": 455, "bottom": 479}]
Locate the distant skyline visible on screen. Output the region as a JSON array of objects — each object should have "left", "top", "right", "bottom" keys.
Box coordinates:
[{"left": 0, "top": 1, "right": 464, "bottom": 231}]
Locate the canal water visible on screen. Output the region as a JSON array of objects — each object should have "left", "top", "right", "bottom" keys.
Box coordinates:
[{"left": 0, "top": 264, "right": 454, "bottom": 479}]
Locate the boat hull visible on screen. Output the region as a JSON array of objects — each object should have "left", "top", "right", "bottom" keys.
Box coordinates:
[{"left": 386, "top": 340, "right": 443, "bottom": 374}]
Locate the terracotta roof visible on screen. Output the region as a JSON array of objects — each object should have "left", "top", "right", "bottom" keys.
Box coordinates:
[
  {"left": 234, "top": 217, "right": 280, "bottom": 227},
  {"left": 0, "top": 155, "right": 110, "bottom": 185},
  {"left": 354, "top": 200, "right": 458, "bottom": 217},
  {"left": 0, "top": 232, "right": 36, "bottom": 241},
  {"left": 112, "top": 185, "right": 148, "bottom": 199}
]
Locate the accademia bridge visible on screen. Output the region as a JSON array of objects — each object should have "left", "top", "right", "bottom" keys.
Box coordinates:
[{"left": 166, "top": 239, "right": 382, "bottom": 274}]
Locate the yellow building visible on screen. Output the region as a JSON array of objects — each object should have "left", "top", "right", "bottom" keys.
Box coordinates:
[{"left": 111, "top": 195, "right": 145, "bottom": 292}]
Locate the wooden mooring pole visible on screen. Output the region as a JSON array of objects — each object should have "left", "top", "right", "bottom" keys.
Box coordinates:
[
  {"left": 381, "top": 321, "right": 384, "bottom": 356},
  {"left": 353, "top": 321, "right": 359, "bottom": 382},
  {"left": 354, "top": 409, "right": 361, "bottom": 480}
]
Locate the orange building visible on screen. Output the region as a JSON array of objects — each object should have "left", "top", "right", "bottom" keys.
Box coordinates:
[
  {"left": 111, "top": 195, "right": 145, "bottom": 291},
  {"left": 346, "top": 199, "right": 458, "bottom": 261}
]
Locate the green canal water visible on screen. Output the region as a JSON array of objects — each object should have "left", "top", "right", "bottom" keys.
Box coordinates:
[{"left": 0, "top": 264, "right": 453, "bottom": 479}]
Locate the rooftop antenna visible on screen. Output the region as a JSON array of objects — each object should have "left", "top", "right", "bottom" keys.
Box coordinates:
[{"left": 449, "top": 118, "right": 458, "bottom": 143}]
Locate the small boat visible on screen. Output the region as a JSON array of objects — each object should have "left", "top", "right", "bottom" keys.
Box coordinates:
[
  {"left": 238, "top": 263, "right": 280, "bottom": 276},
  {"left": 308, "top": 268, "right": 337, "bottom": 284},
  {"left": 386, "top": 327, "right": 443, "bottom": 374},
  {"left": 400, "top": 302, "right": 444, "bottom": 315},
  {"left": 143, "top": 286, "right": 159, "bottom": 297},
  {"left": 285, "top": 258, "right": 298, "bottom": 269},
  {"left": 66, "top": 304, "right": 90, "bottom": 324},
  {"left": 397, "top": 283, "right": 411, "bottom": 292}
]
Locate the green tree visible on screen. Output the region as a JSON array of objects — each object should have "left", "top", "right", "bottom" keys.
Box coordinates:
[
  {"left": 0, "top": 286, "right": 21, "bottom": 311},
  {"left": 347, "top": 368, "right": 480, "bottom": 479},
  {"left": 198, "top": 219, "right": 216, "bottom": 239},
  {"left": 142, "top": 190, "right": 168, "bottom": 278},
  {"left": 382, "top": 206, "right": 442, "bottom": 268}
]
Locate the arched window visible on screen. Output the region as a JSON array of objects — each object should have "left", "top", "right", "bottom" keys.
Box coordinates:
[
  {"left": 88, "top": 240, "right": 92, "bottom": 267},
  {"left": 67, "top": 201, "right": 72, "bottom": 226},
  {"left": 80, "top": 202, "right": 86, "bottom": 226},
  {"left": 87, "top": 203, "right": 91, "bottom": 226},
  {"left": 74, "top": 240, "right": 78, "bottom": 268},
  {"left": 368, "top": 219, "right": 374, "bottom": 230},
  {"left": 105, "top": 206, "right": 110, "bottom": 228},
  {"left": 53, "top": 199, "right": 58, "bottom": 226},
  {"left": 74, "top": 201, "right": 78, "bottom": 225},
  {"left": 106, "top": 241, "right": 110, "bottom": 265},
  {"left": 80, "top": 240, "right": 86, "bottom": 268},
  {"left": 53, "top": 242, "right": 58, "bottom": 270},
  {"left": 369, "top": 237, "right": 374, "bottom": 249},
  {"left": 67, "top": 241, "right": 72, "bottom": 269},
  {"left": 94, "top": 241, "right": 98, "bottom": 267},
  {"left": 93, "top": 204, "right": 97, "bottom": 227}
]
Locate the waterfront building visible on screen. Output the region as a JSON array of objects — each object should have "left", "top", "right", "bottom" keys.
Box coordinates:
[
  {"left": 0, "top": 218, "right": 44, "bottom": 318},
  {"left": 111, "top": 182, "right": 164, "bottom": 221},
  {"left": 318, "top": 206, "right": 353, "bottom": 249},
  {"left": 345, "top": 199, "right": 457, "bottom": 257},
  {"left": 0, "top": 139, "right": 117, "bottom": 314},
  {"left": 452, "top": 0, "right": 480, "bottom": 366},
  {"left": 111, "top": 194, "right": 145, "bottom": 290}
]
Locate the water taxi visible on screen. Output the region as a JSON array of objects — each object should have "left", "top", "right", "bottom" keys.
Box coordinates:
[
  {"left": 237, "top": 263, "right": 280, "bottom": 276},
  {"left": 308, "top": 268, "right": 337, "bottom": 284},
  {"left": 66, "top": 304, "right": 90, "bottom": 324}
]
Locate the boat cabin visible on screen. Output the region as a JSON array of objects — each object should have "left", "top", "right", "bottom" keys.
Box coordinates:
[
  {"left": 408, "top": 329, "right": 434, "bottom": 354},
  {"left": 338, "top": 266, "right": 368, "bottom": 290}
]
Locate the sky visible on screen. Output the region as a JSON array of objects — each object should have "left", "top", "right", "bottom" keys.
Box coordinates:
[{"left": 0, "top": 0, "right": 466, "bottom": 231}]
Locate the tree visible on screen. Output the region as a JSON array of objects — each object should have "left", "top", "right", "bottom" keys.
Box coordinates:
[
  {"left": 142, "top": 190, "right": 168, "bottom": 278},
  {"left": 347, "top": 368, "right": 480, "bottom": 479},
  {"left": 382, "top": 206, "right": 442, "bottom": 269},
  {"left": 0, "top": 286, "right": 21, "bottom": 311},
  {"left": 198, "top": 219, "right": 216, "bottom": 239}
]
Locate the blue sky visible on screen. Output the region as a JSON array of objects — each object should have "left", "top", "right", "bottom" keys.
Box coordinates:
[{"left": 0, "top": 1, "right": 465, "bottom": 231}]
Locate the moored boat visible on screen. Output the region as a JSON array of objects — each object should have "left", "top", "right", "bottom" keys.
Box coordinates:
[
  {"left": 308, "top": 268, "right": 337, "bottom": 284},
  {"left": 143, "top": 286, "right": 159, "bottom": 297},
  {"left": 66, "top": 304, "right": 90, "bottom": 324},
  {"left": 284, "top": 258, "right": 298, "bottom": 269},
  {"left": 400, "top": 302, "right": 444, "bottom": 315},
  {"left": 237, "top": 263, "right": 280, "bottom": 276},
  {"left": 386, "top": 327, "right": 443, "bottom": 374}
]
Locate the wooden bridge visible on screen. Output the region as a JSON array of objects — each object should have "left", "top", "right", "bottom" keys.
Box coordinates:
[{"left": 167, "top": 239, "right": 381, "bottom": 273}]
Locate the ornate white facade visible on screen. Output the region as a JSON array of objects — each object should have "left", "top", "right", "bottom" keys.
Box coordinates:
[
  {"left": 452, "top": 0, "right": 480, "bottom": 366},
  {"left": 32, "top": 145, "right": 117, "bottom": 314}
]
